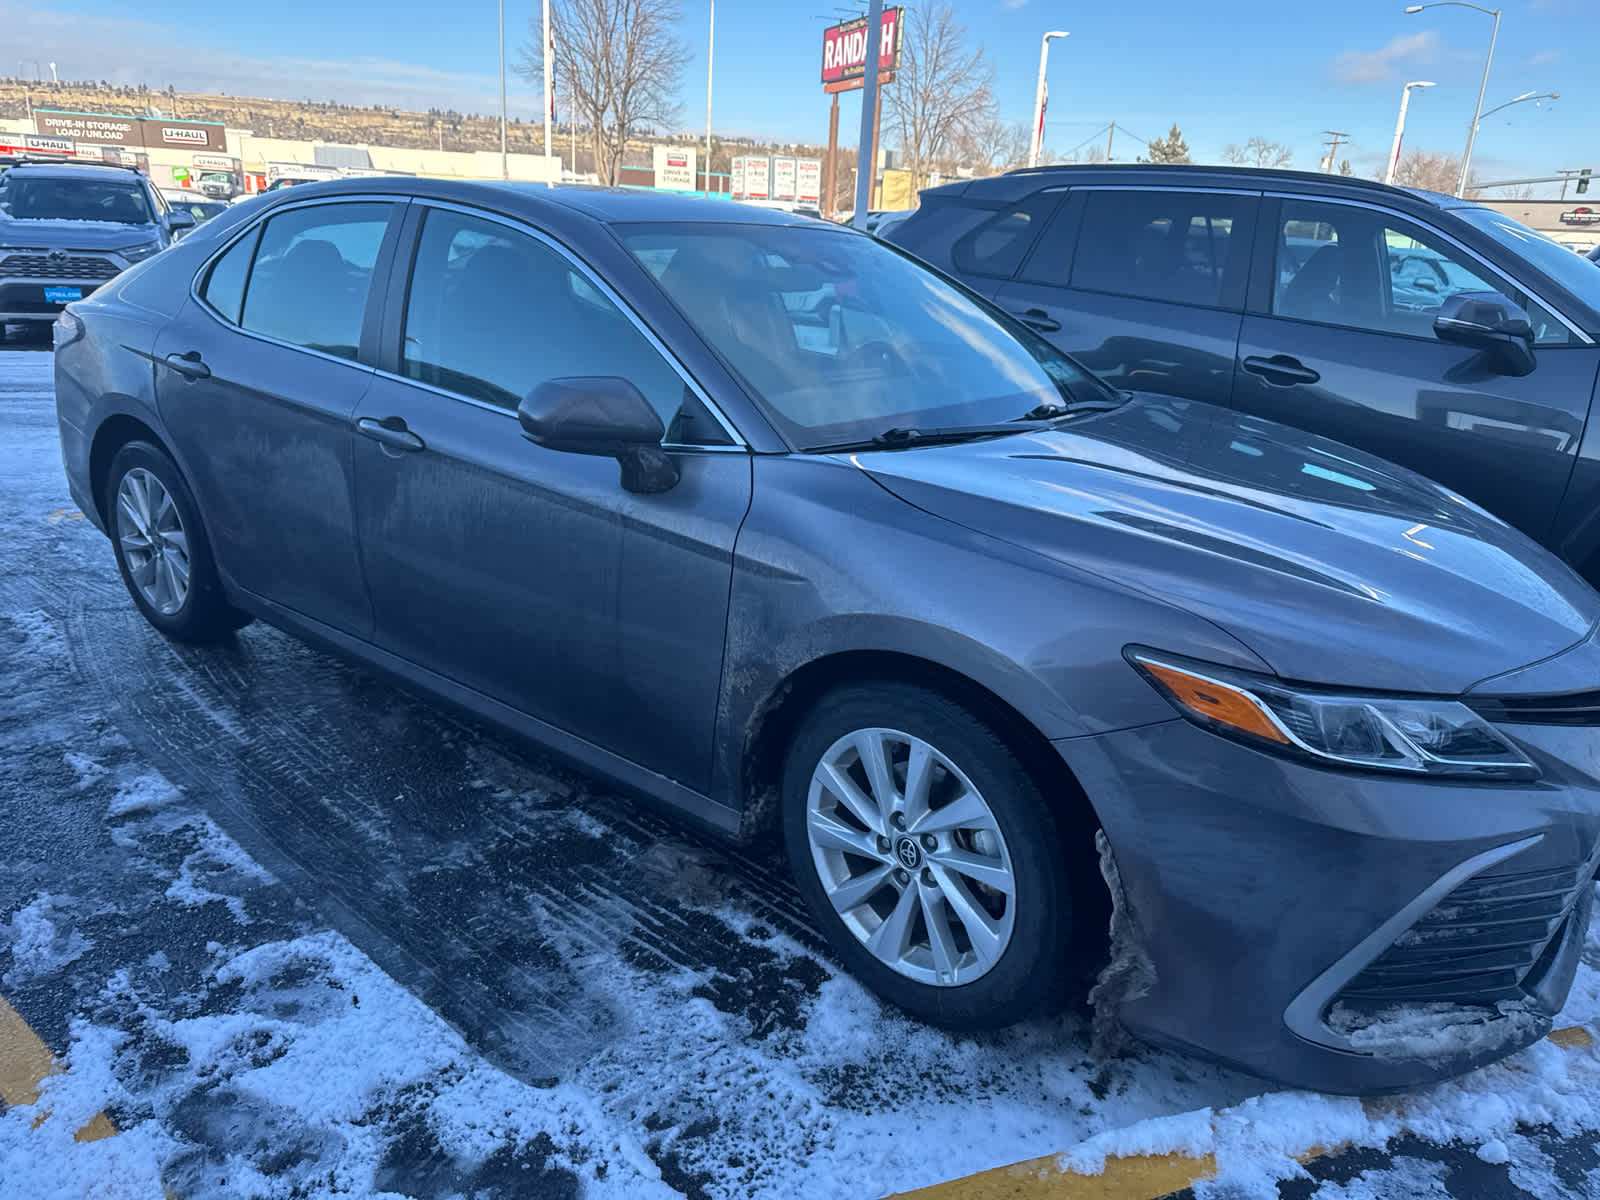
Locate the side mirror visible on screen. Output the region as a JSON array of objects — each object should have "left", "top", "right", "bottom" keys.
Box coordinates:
[
  {"left": 1433, "top": 290, "right": 1536, "bottom": 377},
  {"left": 517, "top": 376, "right": 680, "bottom": 494},
  {"left": 167, "top": 209, "right": 197, "bottom": 237}
]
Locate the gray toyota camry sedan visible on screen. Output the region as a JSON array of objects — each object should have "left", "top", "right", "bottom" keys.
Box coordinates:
[{"left": 54, "top": 179, "right": 1600, "bottom": 1094}]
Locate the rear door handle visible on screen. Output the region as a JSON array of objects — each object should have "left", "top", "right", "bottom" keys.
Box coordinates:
[
  {"left": 162, "top": 350, "right": 210, "bottom": 381},
  {"left": 1009, "top": 308, "right": 1061, "bottom": 333},
  {"left": 356, "top": 416, "right": 425, "bottom": 452},
  {"left": 1241, "top": 354, "right": 1321, "bottom": 386}
]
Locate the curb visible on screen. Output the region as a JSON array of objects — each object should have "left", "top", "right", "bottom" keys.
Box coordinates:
[
  {"left": 891, "top": 1022, "right": 1596, "bottom": 1199},
  {"left": 0, "top": 991, "right": 118, "bottom": 1143}
]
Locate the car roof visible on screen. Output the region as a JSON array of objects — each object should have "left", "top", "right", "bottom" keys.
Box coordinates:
[
  {"left": 255, "top": 176, "right": 829, "bottom": 229},
  {"left": 928, "top": 163, "right": 1468, "bottom": 210},
  {"left": 5, "top": 162, "right": 148, "bottom": 182}
]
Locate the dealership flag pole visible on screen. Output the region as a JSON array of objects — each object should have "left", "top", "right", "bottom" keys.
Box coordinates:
[
  {"left": 852, "top": 0, "right": 883, "bottom": 228},
  {"left": 543, "top": 0, "right": 554, "bottom": 186}
]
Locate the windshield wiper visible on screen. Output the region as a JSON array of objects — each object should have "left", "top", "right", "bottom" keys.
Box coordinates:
[
  {"left": 807, "top": 422, "right": 1052, "bottom": 454},
  {"left": 1013, "top": 394, "right": 1128, "bottom": 421}
]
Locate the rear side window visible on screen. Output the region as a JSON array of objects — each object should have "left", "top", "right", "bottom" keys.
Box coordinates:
[
  {"left": 950, "top": 195, "right": 1060, "bottom": 279},
  {"left": 1065, "top": 190, "right": 1254, "bottom": 309},
  {"left": 200, "top": 227, "right": 260, "bottom": 325},
  {"left": 238, "top": 202, "right": 393, "bottom": 360}
]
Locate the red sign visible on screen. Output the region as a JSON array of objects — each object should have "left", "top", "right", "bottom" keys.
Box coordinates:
[{"left": 821, "top": 8, "right": 902, "bottom": 86}]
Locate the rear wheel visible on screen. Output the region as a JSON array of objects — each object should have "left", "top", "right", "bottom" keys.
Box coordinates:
[
  {"left": 104, "top": 441, "right": 250, "bottom": 643},
  {"left": 781, "top": 682, "right": 1076, "bottom": 1029}
]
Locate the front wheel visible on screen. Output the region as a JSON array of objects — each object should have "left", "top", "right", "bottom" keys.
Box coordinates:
[
  {"left": 104, "top": 441, "right": 250, "bottom": 643},
  {"left": 781, "top": 682, "right": 1077, "bottom": 1029}
]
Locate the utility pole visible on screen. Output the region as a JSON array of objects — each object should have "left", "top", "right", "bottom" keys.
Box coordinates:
[
  {"left": 852, "top": 0, "right": 883, "bottom": 227},
  {"left": 1320, "top": 130, "right": 1349, "bottom": 172},
  {"left": 1105, "top": 120, "right": 1115, "bottom": 162}
]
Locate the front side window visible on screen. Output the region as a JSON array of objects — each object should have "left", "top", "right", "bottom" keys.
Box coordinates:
[
  {"left": 402, "top": 208, "right": 691, "bottom": 428},
  {"left": 1065, "top": 190, "right": 1253, "bottom": 308},
  {"left": 5, "top": 176, "right": 154, "bottom": 224},
  {"left": 238, "top": 202, "right": 392, "bottom": 360},
  {"left": 200, "top": 226, "right": 261, "bottom": 325},
  {"left": 621, "top": 221, "right": 1117, "bottom": 449},
  {"left": 1273, "top": 199, "right": 1574, "bottom": 346}
]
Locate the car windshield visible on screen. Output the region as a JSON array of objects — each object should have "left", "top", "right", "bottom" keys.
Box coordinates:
[
  {"left": 4, "top": 176, "right": 153, "bottom": 224},
  {"left": 620, "top": 222, "right": 1118, "bottom": 449},
  {"left": 1455, "top": 206, "right": 1600, "bottom": 314}
]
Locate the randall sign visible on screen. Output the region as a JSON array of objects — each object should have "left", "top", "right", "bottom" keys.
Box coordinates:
[
  {"left": 33, "top": 110, "right": 227, "bottom": 153},
  {"left": 821, "top": 8, "right": 902, "bottom": 88}
]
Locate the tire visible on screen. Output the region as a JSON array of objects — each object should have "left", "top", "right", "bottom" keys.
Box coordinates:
[
  {"left": 103, "top": 440, "right": 251, "bottom": 643},
  {"left": 781, "top": 682, "right": 1076, "bottom": 1029}
]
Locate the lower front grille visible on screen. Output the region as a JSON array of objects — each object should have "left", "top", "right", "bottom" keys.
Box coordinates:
[
  {"left": 1338, "top": 848, "right": 1599, "bottom": 1008},
  {"left": 0, "top": 254, "right": 121, "bottom": 281}
]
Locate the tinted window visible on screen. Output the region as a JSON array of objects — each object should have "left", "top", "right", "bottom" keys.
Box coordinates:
[
  {"left": 200, "top": 228, "right": 260, "bottom": 325},
  {"left": 402, "top": 209, "right": 690, "bottom": 426},
  {"left": 239, "top": 203, "right": 391, "bottom": 360},
  {"left": 1067, "top": 191, "right": 1252, "bottom": 308},
  {"left": 950, "top": 195, "right": 1059, "bottom": 279},
  {"left": 1273, "top": 200, "right": 1573, "bottom": 346}
]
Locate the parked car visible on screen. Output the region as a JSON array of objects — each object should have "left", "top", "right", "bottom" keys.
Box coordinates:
[
  {"left": 1588, "top": 244, "right": 1600, "bottom": 266},
  {"left": 0, "top": 161, "right": 194, "bottom": 339},
  {"left": 158, "top": 191, "right": 230, "bottom": 227},
  {"left": 886, "top": 165, "right": 1600, "bottom": 579},
  {"left": 54, "top": 179, "right": 1600, "bottom": 1094}
]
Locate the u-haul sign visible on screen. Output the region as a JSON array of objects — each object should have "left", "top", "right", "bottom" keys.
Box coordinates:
[{"left": 821, "top": 8, "right": 902, "bottom": 85}]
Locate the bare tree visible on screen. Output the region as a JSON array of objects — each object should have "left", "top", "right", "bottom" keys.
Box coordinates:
[
  {"left": 1391, "top": 149, "right": 1479, "bottom": 196},
  {"left": 1222, "top": 136, "right": 1292, "bottom": 169},
  {"left": 519, "top": 0, "right": 685, "bottom": 186},
  {"left": 886, "top": 1, "right": 996, "bottom": 194},
  {"left": 961, "top": 116, "right": 1031, "bottom": 174}
]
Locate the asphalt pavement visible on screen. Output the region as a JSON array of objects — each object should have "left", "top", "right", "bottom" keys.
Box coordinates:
[{"left": 3, "top": 333, "right": 1599, "bottom": 1199}]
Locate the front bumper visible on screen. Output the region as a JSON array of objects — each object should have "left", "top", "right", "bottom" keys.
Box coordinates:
[
  {"left": 1058, "top": 717, "right": 1600, "bottom": 1094},
  {"left": 0, "top": 277, "right": 111, "bottom": 323}
]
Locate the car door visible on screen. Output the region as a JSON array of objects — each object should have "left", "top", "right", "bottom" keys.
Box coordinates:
[
  {"left": 351, "top": 203, "right": 752, "bottom": 793},
  {"left": 993, "top": 187, "right": 1259, "bottom": 407},
  {"left": 154, "top": 197, "right": 403, "bottom": 636},
  {"left": 1232, "top": 196, "right": 1600, "bottom": 543}
]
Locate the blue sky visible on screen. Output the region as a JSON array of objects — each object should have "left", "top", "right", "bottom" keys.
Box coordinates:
[{"left": 6, "top": 0, "right": 1589, "bottom": 190}]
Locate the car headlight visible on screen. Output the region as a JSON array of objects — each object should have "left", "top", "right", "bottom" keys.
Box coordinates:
[
  {"left": 1127, "top": 649, "right": 1538, "bottom": 781},
  {"left": 118, "top": 242, "right": 163, "bottom": 263}
]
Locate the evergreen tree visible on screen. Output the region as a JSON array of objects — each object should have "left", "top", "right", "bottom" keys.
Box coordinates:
[{"left": 1142, "top": 124, "right": 1192, "bottom": 164}]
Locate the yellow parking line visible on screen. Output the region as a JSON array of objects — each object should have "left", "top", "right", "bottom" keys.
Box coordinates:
[
  {"left": 0, "top": 992, "right": 117, "bottom": 1141},
  {"left": 893, "top": 1024, "right": 1596, "bottom": 1200}
]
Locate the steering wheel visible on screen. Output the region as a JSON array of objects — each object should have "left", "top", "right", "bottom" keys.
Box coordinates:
[{"left": 845, "top": 339, "right": 904, "bottom": 373}]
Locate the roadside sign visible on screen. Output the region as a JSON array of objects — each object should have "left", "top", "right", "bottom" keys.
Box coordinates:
[
  {"left": 744, "top": 156, "right": 771, "bottom": 201},
  {"left": 730, "top": 156, "right": 746, "bottom": 198},
  {"left": 797, "top": 158, "right": 822, "bottom": 205},
  {"left": 772, "top": 157, "right": 797, "bottom": 202},
  {"left": 821, "top": 8, "right": 902, "bottom": 89},
  {"left": 653, "top": 145, "right": 697, "bottom": 192}
]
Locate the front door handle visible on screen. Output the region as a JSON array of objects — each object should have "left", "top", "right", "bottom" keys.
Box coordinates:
[
  {"left": 1010, "top": 308, "right": 1061, "bottom": 333},
  {"left": 162, "top": 350, "right": 211, "bottom": 381},
  {"left": 1241, "top": 354, "right": 1321, "bottom": 386},
  {"left": 356, "top": 416, "right": 425, "bottom": 452}
]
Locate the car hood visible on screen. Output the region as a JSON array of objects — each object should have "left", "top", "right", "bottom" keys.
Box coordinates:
[
  {"left": 0, "top": 217, "right": 158, "bottom": 251},
  {"left": 855, "top": 394, "right": 1600, "bottom": 695}
]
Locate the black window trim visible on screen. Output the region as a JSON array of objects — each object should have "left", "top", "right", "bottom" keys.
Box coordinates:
[
  {"left": 1256, "top": 191, "right": 1593, "bottom": 347},
  {"left": 188, "top": 193, "right": 410, "bottom": 369},
  {"left": 375, "top": 197, "right": 749, "bottom": 451},
  {"left": 1033, "top": 184, "right": 1262, "bottom": 314},
  {"left": 948, "top": 194, "right": 1062, "bottom": 281}
]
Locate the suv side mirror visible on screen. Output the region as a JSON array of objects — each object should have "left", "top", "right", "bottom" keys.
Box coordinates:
[
  {"left": 517, "top": 376, "right": 680, "bottom": 494},
  {"left": 1433, "top": 291, "right": 1536, "bottom": 377},
  {"left": 167, "top": 209, "right": 197, "bottom": 237}
]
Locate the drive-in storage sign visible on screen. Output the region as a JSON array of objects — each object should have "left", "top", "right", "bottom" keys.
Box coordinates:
[
  {"left": 821, "top": 8, "right": 902, "bottom": 86},
  {"left": 33, "top": 110, "right": 227, "bottom": 153}
]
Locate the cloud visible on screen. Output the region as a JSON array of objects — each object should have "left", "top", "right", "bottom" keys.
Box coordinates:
[
  {"left": 0, "top": 2, "right": 536, "bottom": 118},
  {"left": 1525, "top": 49, "right": 1560, "bottom": 68},
  {"left": 1331, "top": 30, "right": 1440, "bottom": 86}
]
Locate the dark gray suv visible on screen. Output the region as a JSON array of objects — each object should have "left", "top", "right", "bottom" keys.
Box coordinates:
[
  {"left": 888, "top": 165, "right": 1600, "bottom": 579},
  {"left": 54, "top": 179, "right": 1600, "bottom": 1094}
]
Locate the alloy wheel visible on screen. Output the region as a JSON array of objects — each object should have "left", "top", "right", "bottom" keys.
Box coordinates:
[
  {"left": 805, "top": 727, "right": 1017, "bottom": 986},
  {"left": 115, "top": 467, "right": 191, "bottom": 616}
]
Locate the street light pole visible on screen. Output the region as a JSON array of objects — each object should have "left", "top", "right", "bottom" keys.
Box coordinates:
[
  {"left": 499, "top": 0, "right": 509, "bottom": 181},
  {"left": 1384, "top": 80, "right": 1435, "bottom": 186},
  {"left": 1405, "top": 2, "right": 1501, "bottom": 197},
  {"left": 543, "top": 0, "right": 554, "bottom": 187},
  {"left": 852, "top": 0, "right": 884, "bottom": 228},
  {"left": 1027, "top": 31, "right": 1069, "bottom": 169},
  {"left": 704, "top": 0, "right": 715, "bottom": 196}
]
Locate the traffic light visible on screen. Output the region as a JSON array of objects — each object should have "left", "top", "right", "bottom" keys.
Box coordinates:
[{"left": 1580, "top": 169, "right": 1592, "bottom": 195}]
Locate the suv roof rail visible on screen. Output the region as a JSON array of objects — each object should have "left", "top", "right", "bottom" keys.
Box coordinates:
[
  {"left": 6, "top": 157, "right": 145, "bottom": 173},
  {"left": 1001, "top": 161, "right": 1417, "bottom": 197}
]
